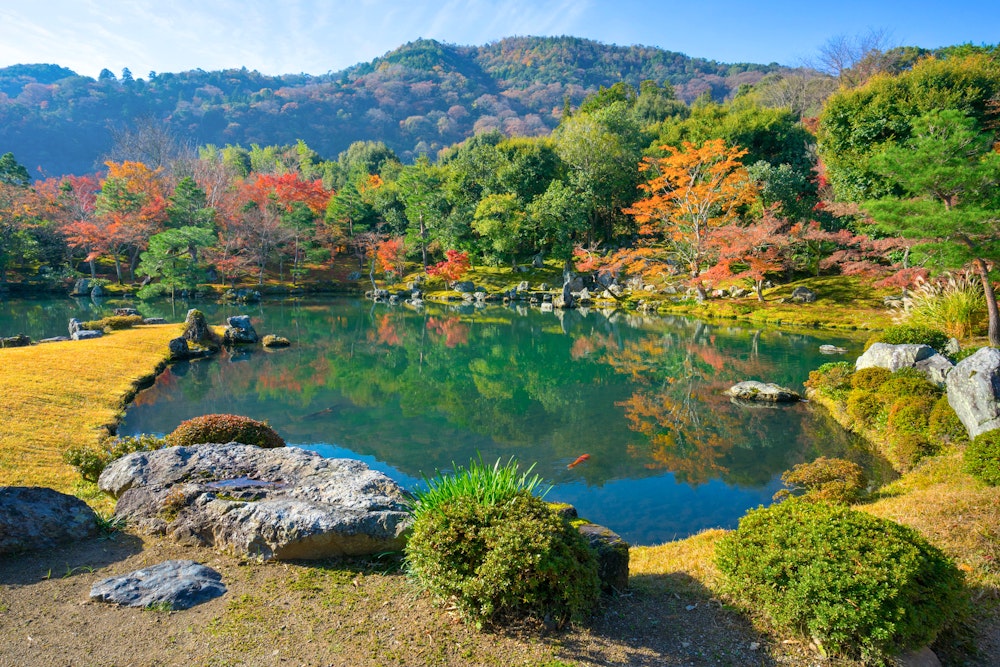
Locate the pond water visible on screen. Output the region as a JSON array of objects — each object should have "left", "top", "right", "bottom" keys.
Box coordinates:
[{"left": 2, "top": 294, "right": 887, "bottom": 545}]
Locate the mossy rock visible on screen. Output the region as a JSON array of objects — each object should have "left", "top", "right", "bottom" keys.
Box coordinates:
[{"left": 261, "top": 334, "right": 291, "bottom": 348}]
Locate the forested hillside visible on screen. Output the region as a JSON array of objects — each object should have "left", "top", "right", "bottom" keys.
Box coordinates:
[{"left": 0, "top": 36, "right": 786, "bottom": 177}]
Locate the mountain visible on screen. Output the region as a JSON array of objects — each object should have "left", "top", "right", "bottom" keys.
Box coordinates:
[{"left": 0, "top": 36, "right": 789, "bottom": 178}]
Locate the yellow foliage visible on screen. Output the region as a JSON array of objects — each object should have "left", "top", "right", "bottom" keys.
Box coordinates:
[{"left": 0, "top": 324, "right": 181, "bottom": 493}]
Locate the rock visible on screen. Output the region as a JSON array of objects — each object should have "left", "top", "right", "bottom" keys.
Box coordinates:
[
  {"left": 946, "top": 347, "right": 1000, "bottom": 439},
  {"left": 790, "top": 286, "right": 817, "bottom": 303},
  {"left": 168, "top": 337, "right": 190, "bottom": 360},
  {"left": 114, "top": 308, "right": 140, "bottom": 317},
  {"left": 91, "top": 284, "right": 105, "bottom": 298},
  {"left": 1, "top": 334, "right": 31, "bottom": 348},
  {"left": 261, "top": 334, "right": 290, "bottom": 348},
  {"left": 70, "top": 278, "right": 92, "bottom": 296},
  {"left": 182, "top": 309, "right": 213, "bottom": 344},
  {"left": 99, "top": 443, "right": 411, "bottom": 560},
  {"left": 38, "top": 336, "right": 70, "bottom": 343},
  {"left": 945, "top": 337, "right": 961, "bottom": 356},
  {"left": 532, "top": 253, "right": 545, "bottom": 268},
  {"left": 346, "top": 271, "right": 362, "bottom": 281},
  {"left": 0, "top": 487, "right": 99, "bottom": 555},
  {"left": 565, "top": 276, "right": 584, "bottom": 292},
  {"left": 222, "top": 315, "right": 258, "bottom": 345},
  {"left": 556, "top": 281, "right": 575, "bottom": 309},
  {"left": 539, "top": 282, "right": 550, "bottom": 291},
  {"left": 577, "top": 523, "right": 629, "bottom": 594},
  {"left": 895, "top": 646, "right": 942, "bottom": 667},
  {"left": 68, "top": 317, "right": 83, "bottom": 336},
  {"left": 819, "top": 344, "right": 848, "bottom": 354},
  {"left": 72, "top": 329, "right": 103, "bottom": 341},
  {"left": 452, "top": 281, "right": 475, "bottom": 293},
  {"left": 725, "top": 381, "right": 802, "bottom": 403},
  {"left": 143, "top": 317, "right": 167, "bottom": 325},
  {"left": 90, "top": 560, "right": 226, "bottom": 610},
  {"left": 517, "top": 281, "right": 530, "bottom": 292},
  {"left": 856, "top": 343, "right": 953, "bottom": 386}
]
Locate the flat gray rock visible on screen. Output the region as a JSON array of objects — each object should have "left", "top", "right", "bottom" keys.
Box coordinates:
[
  {"left": 855, "top": 343, "right": 953, "bottom": 386},
  {"left": 0, "top": 487, "right": 99, "bottom": 555},
  {"left": 725, "top": 381, "right": 801, "bottom": 403},
  {"left": 90, "top": 560, "right": 225, "bottom": 610},
  {"left": 99, "top": 443, "right": 411, "bottom": 560}
]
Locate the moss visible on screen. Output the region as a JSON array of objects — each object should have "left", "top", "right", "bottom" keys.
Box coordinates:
[
  {"left": 166, "top": 414, "right": 286, "bottom": 449},
  {"left": 965, "top": 430, "right": 1000, "bottom": 486}
]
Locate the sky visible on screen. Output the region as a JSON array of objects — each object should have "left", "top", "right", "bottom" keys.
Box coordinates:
[{"left": 0, "top": 1, "right": 997, "bottom": 79}]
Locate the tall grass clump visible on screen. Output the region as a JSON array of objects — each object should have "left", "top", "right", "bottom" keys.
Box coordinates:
[
  {"left": 405, "top": 457, "right": 600, "bottom": 627},
  {"left": 894, "top": 272, "right": 986, "bottom": 340}
]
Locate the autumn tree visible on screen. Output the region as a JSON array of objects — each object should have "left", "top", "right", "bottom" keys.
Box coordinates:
[
  {"left": 700, "top": 213, "right": 791, "bottom": 301},
  {"left": 623, "top": 139, "right": 759, "bottom": 295}
]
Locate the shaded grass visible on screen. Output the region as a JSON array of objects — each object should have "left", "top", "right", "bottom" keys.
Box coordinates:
[{"left": 0, "top": 324, "right": 181, "bottom": 495}]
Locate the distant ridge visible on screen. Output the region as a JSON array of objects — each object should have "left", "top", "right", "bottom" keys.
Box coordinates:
[{"left": 0, "top": 36, "right": 790, "bottom": 177}]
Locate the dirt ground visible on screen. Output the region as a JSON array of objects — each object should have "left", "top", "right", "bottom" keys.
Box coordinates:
[{"left": 0, "top": 530, "right": 812, "bottom": 667}]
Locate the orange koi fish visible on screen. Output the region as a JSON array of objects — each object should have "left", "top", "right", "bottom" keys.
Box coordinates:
[{"left": 567, "top": 454, "right": 590, "bottom": 469}]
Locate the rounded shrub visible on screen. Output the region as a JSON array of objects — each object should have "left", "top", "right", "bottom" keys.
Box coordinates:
[
  {"left": 81, "top": 314, "right": 144, "bottom": 331},
  {"left": 165, "top": 414, "right": 285, "bottom": 448},
  {"left": 886, "top": 395, "right": 936, "bottom": 435},
  {"left": 715, "top": 499, "right": 964, "bottom": 663},
  {"left": 405, "top": 459, "right": 599, "bottom": 627},
  {"left": 774, "top": 457, "right": 867, "bottom": 504},
  {"left": 875, "top": 369, "right": 942, "bottom": 404},
  {"left": 965, "top": 429, "right": 1000, "bottom": 486},
  {"left": 846, "top": 390, "right": 884, "bottom": 429},
  {"left": 850, "top": 367, "right": 891, "bottom": 391},
  {"left": 928, "top": 396, "right": 969, "bottom": 445},
  {"left": 889, "top": 432, "right": 936, "bottom": 471},
  {"left": 805, "top": 361, "right": 853, "bottom": 397},
  {"left": 865, "top": 324, "right": 949, "bottom": 352}
]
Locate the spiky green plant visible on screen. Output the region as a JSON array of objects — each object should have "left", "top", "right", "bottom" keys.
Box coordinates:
[{"left": 895, "top": 271, "right": 986, "bottom": 339}]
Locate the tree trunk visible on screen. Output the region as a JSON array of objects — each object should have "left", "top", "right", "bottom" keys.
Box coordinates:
[
  {"left": 975, "top": 258, "right": 1000, "bottom": 347},
  {"left": 419, "top": 214, "right": 428, "bottom": 269}
]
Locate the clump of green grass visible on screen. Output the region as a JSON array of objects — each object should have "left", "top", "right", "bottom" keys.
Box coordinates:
[{"left": 409, "top": 455, "right": 549, "bottom": 520}]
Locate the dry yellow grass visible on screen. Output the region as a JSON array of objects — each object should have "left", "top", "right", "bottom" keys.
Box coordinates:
[{"left": 0, "top": 324, "right": 181, "bottom": 493}]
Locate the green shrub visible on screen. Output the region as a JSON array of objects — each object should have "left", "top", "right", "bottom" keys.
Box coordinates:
[
  {"left": 850, "top": 367, "right": 891, "bottom": 391},
  {"left": 928, "top": 396, "right": 969, "bottom": 445},
  {"left": 965, "top": 430, "right": 1000, "bottom": 486},
  {"left": 405, "top": 458, "right": 599, "bottom": 627},
  {"left": 165, "top": 414, "right": 285, "bottom": 449},
  {"left": 80, "top": 315, "right": 145, "bottom": 331},
  {"left": 773, "top": 457, "right": 866, "bottom": 504},
  {"left": 865, "top": 324, "right": 949, "bottom": 352},
  {"left": 715, "top": 500, "right": 964, "bottom": 663},
  {"left": 805, "top": 361, "right": 853, "bottom": 398},
  {"left": 886, "top": 396, "right": 936, "bottom": 435},
  {"left": 63, "top": 434, "right": 167, "bottom": 482},
  {"left": 875, "top": 369, "right": 942, "bottom": 404},
  {"left": 890, "top": 432, "right": 937, "bottom": 471},
  {"left": 846, "top": 390, "right": 884, "bottom": 429}
]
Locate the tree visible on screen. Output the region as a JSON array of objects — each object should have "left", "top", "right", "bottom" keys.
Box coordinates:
[
  {"left": 700, "top": 214, "right": 791, "bottom": 301},
  {"left": 427, "top": 249, "right": 470, "bottom": 283},
  {"left": 0, "top": 152, "right": 30, "bottom": 187},
  {"left": 623, "top": 139, "right": 759, "bottom": 293},
  {"left": 137, "top": 227, "right": 216, "bottom": 299},
  {"left": 864, "top": 108, "right": 1000, "bottom": 345},
  {"left": 472, "top": 193, "right": 529, "bottom": 267}
]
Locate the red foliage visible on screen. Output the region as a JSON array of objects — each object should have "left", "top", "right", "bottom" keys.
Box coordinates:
[{"left": 427, "top": 249, "right": 470, "bottom": 282}]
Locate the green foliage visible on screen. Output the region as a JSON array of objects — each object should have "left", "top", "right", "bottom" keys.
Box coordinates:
[
  {"left": 850, "top": 367, "right": 891, "bottom": 391},
  {"left": 63, "top": 434, "right": 167, "bottom": 482},
  {"left": 886, "top": 395, "right": 936, "bottom": 436},
  {"left": 889, "top": 432, "right": 936, "bottom": 472},
  {"left": 846, "top": 390, "right": 884, "bottom": 429},
  {"left": 81, "top": 315, "right": 145, "bottom": 331},
  {"left": 897, "top": 272, "right": 986, "bottom": 340},
  {"left": 773, "top": 457, "right": 866, "bottom": 504},
  {"left": 409, "top": 456, "right": 548, "bottom": 522},
  {"left": 804, "top": 361, "right": 853, "bottom": 399},
  {"left": 165, "top": 414, "right": 286, "bottom": 449},
  {"left": 875, "top": 369, "right": 943, "bottom": 403},
  {"left": 865, "top": 324, "right": 949, "bottom": 352},
  {"left": 928, "top": 396, "right": 970, "bottom": 445},
  {"left": 405, "top": 490, "right": 599, "bottom": 627},
  {"left": 964, "top": 430, "right": 1000, "bottom": 486},
  {"left": 715, "top": 499, "right": 965, "bottom": 663}
]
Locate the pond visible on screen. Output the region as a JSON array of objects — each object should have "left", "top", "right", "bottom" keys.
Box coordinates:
[{"left": 2, "top": 294, "right": 887, "bottom": 545}]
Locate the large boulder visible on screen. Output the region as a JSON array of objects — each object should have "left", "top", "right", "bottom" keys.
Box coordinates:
[
  {"left": 577, "top": 523, "right": 629, "bottom": 594},
  {"left": 182, "top": 309, "right": 213, "bottom": 343},
  {"left": 790, "top": 286, "right": 817, "bottom": 303},
  {"left": 946, "top": 347, "right": 1000, "bottom": 439},
  {"left": 725, "top": 381, "right": 802, "bottom": 403},
  {"left": 856, "top": 343, "right": 954, "bottom": 386},
  {"left": 1, "top": 334, "right": 30, "bottom": 348},
  {"left": 0, "top": 487, "right": 99, "bottom": 554},
  {"left": 90, "top": 560, "right": 226, "bottom": 610},
  {"left": 222, "top": 315, "right": 258, "bottom": 345},
  {"left": 98, "top": 444, "right": 411, "bottom": 560},
  {"left": 71, "top": 329, "right": 103, "bottom": 341}
]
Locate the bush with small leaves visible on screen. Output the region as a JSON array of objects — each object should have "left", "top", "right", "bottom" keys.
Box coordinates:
[
  {"left": 890, "top": 431, "right": 936, "bottom": 471},
  {"left": 875, "top": 368, "right": 942, "bottom": 404},
  {"left": 850, "top": 367, "right": 891, "bottom": 391},
  {"left": 886, "top": 396, "right": 936, "bottom": 436},
  {"left": 846, "top": 390, "right": 884, "bottom": 429},
  {"left": 63, "top": 434, "right": 167, "bottom": 482},
  {"left": 165, "top": 414, "right": 285, "bottom": 449},
  {"left": 715, "top": 499, "right": 964, "bottom": 664},
  {"left": 773, "top": 457, "right": 866, "bottom": 504},
  {"left": 865, "top": 324, "right": 949, "bottom": 352},
  {"left": 405, "top": 458, "right": 599, "bottom": 627},
  {"left": 805, "top": 361, "right": 853, "bottom": 399},
  {"left": 928, "top": 396, "right": 969, "bottom": 445},
  {"left": 965, "top": 430, "right": 1000, "bottom": 486}
]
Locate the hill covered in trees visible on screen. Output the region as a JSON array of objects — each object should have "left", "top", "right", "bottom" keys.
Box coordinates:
[{"left": 0, "top": 36, "right": 788, "bottom": 177}]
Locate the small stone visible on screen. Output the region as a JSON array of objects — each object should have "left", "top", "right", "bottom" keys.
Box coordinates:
[
  {"left": 90, "top": 560, "right": 226, "bottom": 610},
  {"left": 749, "top": 642, "right": 760, "bottom": 651},
  {"left": 685, "top": 604, "right": 697, "bottom": 611}
]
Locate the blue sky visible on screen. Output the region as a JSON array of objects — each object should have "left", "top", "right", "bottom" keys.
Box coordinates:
[{"left": 0, "top": 1, "right": 997, "bottom": 79}]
